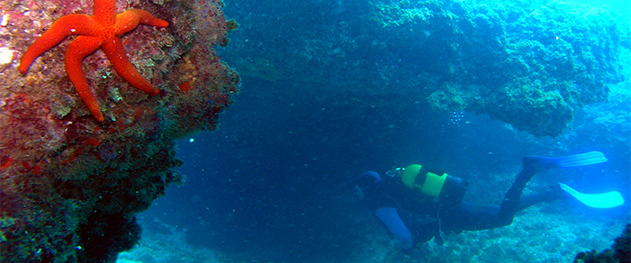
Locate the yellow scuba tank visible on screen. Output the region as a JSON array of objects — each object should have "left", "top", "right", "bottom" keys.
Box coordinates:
[
  {"left": 400, "top": 164, "right": 468, "bottom": 205},
  {"left": 400, "top": 164, "right": 448, "bottom": 198}
]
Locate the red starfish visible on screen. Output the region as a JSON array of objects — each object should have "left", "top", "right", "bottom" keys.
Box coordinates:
[{"left": 19, "top": 0, "right": 169, "bottom": 122}]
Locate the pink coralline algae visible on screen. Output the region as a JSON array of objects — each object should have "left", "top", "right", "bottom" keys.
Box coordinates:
[{"left": 0, "top": 0, "right": 239, "bottom": 262}]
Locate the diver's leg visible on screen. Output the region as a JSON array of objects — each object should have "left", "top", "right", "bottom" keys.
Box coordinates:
[
  {"left": 497, "top": 157, "right": 541, "bottom": 225},
  {"left": 429, "top": 158, "right": 543, "bottom": 232},
  {"left": 514, "top": 185, "right": 565, "bottom": 211},
  {"left": 451, "top": 186, "right": 564, "bottom": 230},
  {"left": 482, "top": 152, "right": 607, "bottom": 227}
]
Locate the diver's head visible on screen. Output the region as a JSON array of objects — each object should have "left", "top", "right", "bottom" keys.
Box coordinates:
[
  {"left": 354, "top": 171, "right": 382, "bottom": 200},
  {"left": 400, "top": 164, "right": 468, "bottom": 204}
]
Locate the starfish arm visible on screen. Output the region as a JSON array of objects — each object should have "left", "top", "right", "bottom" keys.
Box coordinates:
[
  {"left": 102, "top": 37, "right": 160, "bottom": 95},
  {"left": 19, "top": 14, "right": 103, "bottom": 74},
  {"left": 114, "top": 9, "right": 169, "bottom": 35},
  {"left": 93, "top": 0, "right": 117, "bottom": 27},
  {"left": 65, "top": 36, "right": 105, "bottom": 122}
]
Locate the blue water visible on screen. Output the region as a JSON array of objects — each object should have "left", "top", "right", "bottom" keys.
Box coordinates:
[{"left": 119, "top": 0, "right": 630, "bottom": 262}]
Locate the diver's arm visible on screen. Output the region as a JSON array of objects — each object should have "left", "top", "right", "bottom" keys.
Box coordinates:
[{"left": 375, "top": 207, "right": 413, "bottom": 249}]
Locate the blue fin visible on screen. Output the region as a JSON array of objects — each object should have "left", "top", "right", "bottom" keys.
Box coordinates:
[
  {"left": 559, "top": 183, "right": 624, "bottom": 208},
  {"left": 531, "top": 151, "right": 608, "bottom": 168}
]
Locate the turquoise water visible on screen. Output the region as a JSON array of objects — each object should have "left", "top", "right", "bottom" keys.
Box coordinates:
[{"left": 118, "top": 0, "right": 630, "bottom": 262}]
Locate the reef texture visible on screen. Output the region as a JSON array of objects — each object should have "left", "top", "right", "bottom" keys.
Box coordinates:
[
  {"left": 222, "top": 0, "right": 629, "bottom": 137},
  {"left": 0, "top": 0, "right": 239, "bottom": 261},
  {"left": 373, "top": 0, "right": 628, "bottom": 137},
  {"left": 574, "top": 224, "right": 631, "bottom": 263}
]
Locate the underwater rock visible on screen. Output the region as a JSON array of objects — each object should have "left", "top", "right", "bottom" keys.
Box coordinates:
[
  {"left": 369, "top": 0, "right": 628, "bottom": 137},
  {"left": 0, "top": 0, "right": 239, "bottom": 261},
  {"left": 574, "top": 224, "right": 630, "bottom": 263},
  {"left": 223, "top": 0, "right": 629, "bottom": 137}
]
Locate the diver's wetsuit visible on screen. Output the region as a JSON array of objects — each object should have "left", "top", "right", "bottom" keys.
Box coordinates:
[{"left": 370, "top": 158, "right": 563, "bottom": 248}]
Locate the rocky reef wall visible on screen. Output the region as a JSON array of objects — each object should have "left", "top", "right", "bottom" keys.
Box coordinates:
[
  {"left": 223, "top": 0, "right": 629, "bottom": 137},
  {"left": 374, "top": 0, "right": 627, "bottom": 137},
  {"left": 0, "top": 0, "right": 239, "bottom": 261}
]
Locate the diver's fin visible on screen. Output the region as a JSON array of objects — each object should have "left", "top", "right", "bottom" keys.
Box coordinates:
[
  {"left": 559, "top": 183, "right": 624, "bottom": 208},
  {"left": 531, "top": 151, "right": 608, "bottom": 168}
]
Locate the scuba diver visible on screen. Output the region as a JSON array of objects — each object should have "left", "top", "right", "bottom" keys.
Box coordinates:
[{"left": 353, "top": 151, "right": 624, "bottom": 249}]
